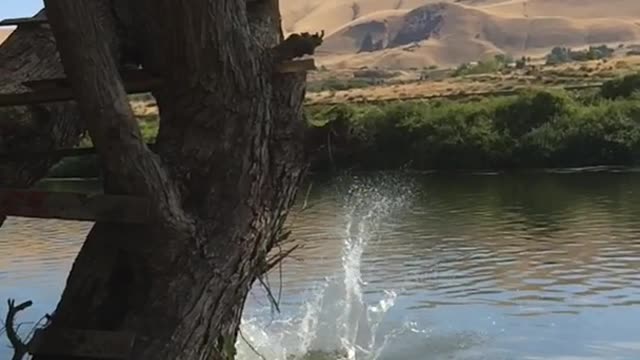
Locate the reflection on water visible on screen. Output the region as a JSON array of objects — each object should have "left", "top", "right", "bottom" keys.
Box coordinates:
[{"left": 2, "top": 172, "right": 640, "bottom": 359}]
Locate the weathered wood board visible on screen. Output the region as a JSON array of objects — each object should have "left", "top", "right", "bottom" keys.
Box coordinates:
[
  {"left": 0, "top": 189, "right": 150, "bottom": 223},
  {"left": 0, "top": 17, "right": 49, "bottom": 27},
  {"left": 0, "top": 76, "right": 162, "bottom": 107},
  {"left": 30, "top": 328, "right": 136, "bottom": 359},
  {"left": 0, "top": 143, "right": 157, "bottom": 160}
]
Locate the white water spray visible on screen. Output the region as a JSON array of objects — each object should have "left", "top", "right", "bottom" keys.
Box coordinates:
[{"left": 236, "top": 176, "right": 413, "bottom": 360}]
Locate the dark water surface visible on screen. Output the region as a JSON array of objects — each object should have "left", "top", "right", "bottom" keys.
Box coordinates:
[{"left": 2, "top": 171, "right": 640, "bottom": 359}]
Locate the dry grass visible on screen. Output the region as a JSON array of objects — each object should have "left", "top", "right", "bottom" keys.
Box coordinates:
[
  {"left": 483, "top": 0, "right": 640, "bottom": 19},
  {"left": 305, "top": 54, "right": 640, "bottom": 104},
  {"left": 131, "top": 54, "right": 640, "bottom": 109}
]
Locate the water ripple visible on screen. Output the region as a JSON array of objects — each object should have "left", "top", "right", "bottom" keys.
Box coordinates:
[{"left": 3, "top": 173, "right": 640, "bottom": 359}]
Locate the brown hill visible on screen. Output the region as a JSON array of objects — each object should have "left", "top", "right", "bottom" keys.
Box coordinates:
[
  {"left": 282, "top": 0, "right": 640, "bottom": 69},
  {"left": 483, "top": 0, "right": 640, "bottom": 19},
  {"left": 2, "top": 2, "right": 639, "bottom": 70},
  {"left": 0, "top": 29, "right": 12, "bottom": 44}
]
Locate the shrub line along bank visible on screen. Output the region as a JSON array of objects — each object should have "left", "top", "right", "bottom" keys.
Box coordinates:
[{"left": 50, "top": 74, "right": 640, "bottom": 177}]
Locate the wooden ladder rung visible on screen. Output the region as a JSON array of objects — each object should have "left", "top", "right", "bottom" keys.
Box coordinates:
[
  {"left": 0, "top": 189, "right": 150, "bottom": 223},
  {"left": 0, "top": 75, "right": 161, "bottom": 107},
  {"left": 0, "top": 60, "right": 313, "bottom": 107},
  {"left": 0, "top": 143, "right": 156, "bottom": 161},
  {"left": 30, "top": 328, "right": 136, "bottom": 359},
  {"left": 22, "top": 69, "right": 159, "bottom": 91},
  {"left": 0, "top": 147, "right": 96, "bottom": 160},
  {"left": 0, "top": 17, "right": 48, "bottom": 27}
]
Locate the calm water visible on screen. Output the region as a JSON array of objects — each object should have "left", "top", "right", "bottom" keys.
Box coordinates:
[{"left": 2, "top": 171, "right": 640, "bottom": 359}]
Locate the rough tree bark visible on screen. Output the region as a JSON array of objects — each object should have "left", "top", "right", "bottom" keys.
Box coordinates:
[{"left": 24, "top": 0, "right": 321, "bottom": 359}]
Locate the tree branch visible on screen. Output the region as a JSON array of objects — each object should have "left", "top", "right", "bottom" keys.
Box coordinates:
[
  {"left": 256, "top": 276, "right": 281, "bottom": 313},
  {"left": 43, "top": 0, "right": 192, "bottom": 230},
  {"left": 5, "top": 299, "right": 33, "bottom": 360}
]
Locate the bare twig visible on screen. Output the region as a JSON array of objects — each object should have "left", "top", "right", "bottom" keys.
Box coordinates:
[
  {"left": 274, "top": 229, "right": 292, "bottom": 247},
  {"left": 260, "top": 229, "right": 301, "bottom": 314},
  {"left": 301, "top": 182, "right": 313, "bottom": 211},
  {"left": 5, "top": 299, "right": 33, "bottom": 360},
  {"left": 277, "top": 245, "right": 284, "bottom": 306},
  {"left": 255, "top": 182, "right": 313, "bottom": 325},
  {"left": 25, "top": 314, "right": 51, "bottom": 343},
  {"left": 266, "top": 244, "right": 300, "bottom": 273},
  {"left": 327, "top": 130, "right": 335, "bottom": 172},
  {"left": 239, "top": 329, "right": 267, "bottom": 360},
  {"left": 257, "top": 275, "right": 281, "bottom": 314}
]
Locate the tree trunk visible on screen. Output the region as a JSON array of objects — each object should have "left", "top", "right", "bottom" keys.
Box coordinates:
[
  {"left": 0, "top": 11, "right": 84, "bottom": 225},
  {"left": 29, "top": 0, "right": 317, "bottom": 359}
]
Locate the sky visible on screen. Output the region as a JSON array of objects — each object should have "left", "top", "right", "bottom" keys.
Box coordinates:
[{"left": 1, "top": 0, "right": 43, "bottom": 19}]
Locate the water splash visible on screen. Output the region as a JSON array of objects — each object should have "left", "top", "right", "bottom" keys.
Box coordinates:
[{"left": 237, "top": 175, "right": 414, "bottom": 360}]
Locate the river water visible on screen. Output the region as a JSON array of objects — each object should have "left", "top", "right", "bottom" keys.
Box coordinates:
[{"left": 2, "top": 171, "right": 640, "bottom": 359}]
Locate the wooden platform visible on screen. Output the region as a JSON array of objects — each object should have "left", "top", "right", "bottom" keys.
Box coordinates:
[
  {"left": 0, "top": 17, "right": 48, "bottom": 27},
  {"left": 0, "top": 189, "right": 150, "bottom": 223}
]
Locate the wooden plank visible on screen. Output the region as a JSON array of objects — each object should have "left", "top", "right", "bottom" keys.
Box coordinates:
[
  {"left": 0, "top": 76, "right": 161, "bottom": 107},
  {"left": 0, "top": 147, "right": 97, "bottom": 160},
  {"left": 276, "top": 59, "right": 316, "bottom": 73},
  {"left": 23, "top": 69, "right": 157, "bottom": 91},
  {"left": 0, "top": 143, "right": 156, "bottom": 160},
  {"left": 0, "top": 189, "right": 150, "bottom": 223},
  {"left": 0, "top": 143, "right": 156, "bottom": 161},
  {"left": 0, "top": 88, "right": 76, "bottom": 107},
  {"left": 0, "top": 17, "right": 48, "bottom": 27},
  {"left": 22, "top": 78, "right": 72, "bottom": 92},
  {"left": 30, "top": 328, "right": 136, "bottom": 359}
]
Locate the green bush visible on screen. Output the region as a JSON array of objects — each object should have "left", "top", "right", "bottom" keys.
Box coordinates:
[
  {"left": 47, "top": 74, "right": 640, "bottom": 177},
  {"left": 601, "top": 72, "right": 640, "bottom": 99},
  {"left": 306, "top": 88, "right": 640, "bottom": 170},
  {"left": 546, "top": 45, "right": 614, "bottom": 65},
  {"left": 453, "top": 54, "right": 516, "bottom": 77},
  {"left": 352, "top": 69, "right": 398, "bottom": 79},
  {"left": 454, "top": 59, "right": 499, "bottom": 77},
  {"left": 306, "top": 77, "right": 379, "bottom": 92},
  {"left": 493, "top": 89, "right": 574, "bottom": 138}
]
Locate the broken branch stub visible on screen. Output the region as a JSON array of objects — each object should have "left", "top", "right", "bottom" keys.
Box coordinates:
[{"left": 273, "top": 31, "right": 324, "bottom": 61}]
